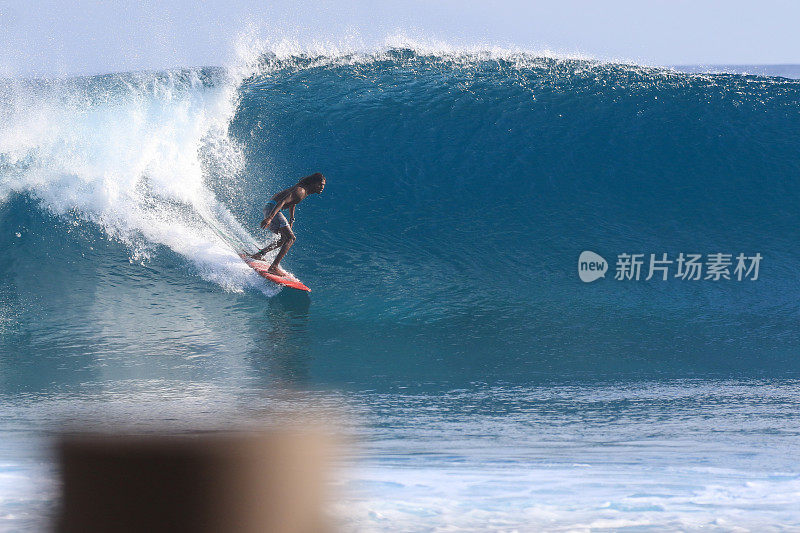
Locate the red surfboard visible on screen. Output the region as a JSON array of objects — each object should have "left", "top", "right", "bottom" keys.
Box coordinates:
[{"left": 239, "top": 254, "right": 311, "bottom": 292}]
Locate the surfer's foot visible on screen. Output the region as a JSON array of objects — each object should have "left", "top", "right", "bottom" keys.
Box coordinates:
[
  {"left": 249, "top": 252, "right": 265, "bottom": 260},
  {"left": 268, "top": 265, "right": 289, "bottom": 277}
]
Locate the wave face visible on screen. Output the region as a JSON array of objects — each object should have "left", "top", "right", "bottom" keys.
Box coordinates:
[{"left": 1, "top": 49, "right": 800, "bottom": 384}]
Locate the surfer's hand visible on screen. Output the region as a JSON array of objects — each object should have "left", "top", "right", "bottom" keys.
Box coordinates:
[{"left": 260, "top": 218, "right": 270, "bottom": 229}]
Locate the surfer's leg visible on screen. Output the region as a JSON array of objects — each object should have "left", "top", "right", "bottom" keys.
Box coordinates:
[
  {"left": 251, "top": 234, "right": 284, "bottom": 259},
  {"left": 269, "top": 227, "right": 295, "bottom": 277},
  {"left": 253, "top": 210, "right": 291, "bottom": 261}
]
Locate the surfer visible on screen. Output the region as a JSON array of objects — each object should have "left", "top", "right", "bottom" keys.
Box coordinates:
[{"left": 249, "top": 172, "right": 326, "bottom": 277}]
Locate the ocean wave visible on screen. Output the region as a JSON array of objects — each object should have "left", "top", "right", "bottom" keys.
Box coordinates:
[{"left": 0, "top": 43, "right": 798, "bottom": 354}]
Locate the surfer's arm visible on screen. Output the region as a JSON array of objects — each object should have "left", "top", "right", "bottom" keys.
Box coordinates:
[
  {"left": 260, "top": 199, "right": 287, "bottom": 228},
  {"left": 288, "top": 205, "right": 295, "bottom": 227}
]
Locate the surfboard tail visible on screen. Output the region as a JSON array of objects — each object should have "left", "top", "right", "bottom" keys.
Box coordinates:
[{"left": 239, "top": 254, "right": 311, "bottom": 292}]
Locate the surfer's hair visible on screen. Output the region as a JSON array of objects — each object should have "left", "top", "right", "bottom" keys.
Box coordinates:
[{"left": 299, "top": 172, "right": 325, "bottom": 188}]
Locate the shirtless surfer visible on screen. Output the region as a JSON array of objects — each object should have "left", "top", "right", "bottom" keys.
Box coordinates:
[{"left": 249, "top": 172, "right": 326, "bottom": 277}]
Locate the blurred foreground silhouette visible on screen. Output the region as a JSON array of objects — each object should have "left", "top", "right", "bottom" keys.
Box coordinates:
[{"left": 56, "top": 427, "right": 334, "bottom": 533}]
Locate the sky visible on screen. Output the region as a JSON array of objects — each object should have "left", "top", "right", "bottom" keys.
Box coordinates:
[{"left": 1, "top": 0, "right": 799, "bottom": 77}]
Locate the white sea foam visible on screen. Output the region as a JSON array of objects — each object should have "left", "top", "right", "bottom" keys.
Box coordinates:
[
  {"left": 0, "top": 65, "right": 281, "bottom": 293},
  {"left": 332, "top": 460, "right": 800, "bottom": 531}
]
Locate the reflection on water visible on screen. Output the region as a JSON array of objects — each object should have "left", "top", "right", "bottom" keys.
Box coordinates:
[{"left": 248, "top": 289, "right": 313, "bottom": 386}]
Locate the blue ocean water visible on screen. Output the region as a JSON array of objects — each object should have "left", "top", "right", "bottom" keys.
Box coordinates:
[{"left": 1, "top": 48, "right": 800, "bottom": 530}]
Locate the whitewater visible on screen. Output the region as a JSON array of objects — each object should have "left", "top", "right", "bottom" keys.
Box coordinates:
[{"left": 1, "top": 39, "right": 800, "bottom": 530}]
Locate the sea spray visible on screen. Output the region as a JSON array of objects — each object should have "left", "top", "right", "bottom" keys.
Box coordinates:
[{"left": 0, "top": 68, "right": 271, "bottom": 292}]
